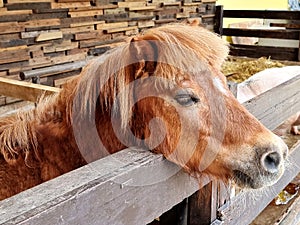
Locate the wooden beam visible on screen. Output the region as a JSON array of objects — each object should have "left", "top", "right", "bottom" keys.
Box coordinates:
[
  {"left": 0, "top": 77, "right": 60, "bottom": 102},
  {"left": 223, "top": 9, "right": 300, "bottom": 20},
  {"left": 243, "top": 74, "right": 300, "bottom": 130},
  {"left": 35, "top": 31, "right": 63, "bottom": 42},
  {"left": 229, "top": 44, "right": 298, "bottom": 61},
  {"left": 223, "top": 28, "right": 300, "bottom": 40},
  {"left": 0, "top": 72, "right": 299, "bottom": 225},
  {"left": 0, "top": 148, "right": 201, "bottom": 225}
]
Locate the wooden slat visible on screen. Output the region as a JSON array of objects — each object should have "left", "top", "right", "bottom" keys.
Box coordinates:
[
  {"left": 0, "top": 22, "right": 25, "bottom": 34},
  {"left": 229, "top": 44, "right": 299, "bottom": 61},
  {"left": 243, "top": 74, "right": 300, "bottom": 130},
  {"left": 222, "top": 28, "right": 300, "bottom": 40},
  {"left": 0, "top": 148, "right": 201, "bottom": 225},
  {"left": 35, "top": 31, "right": 63, "bottom": 42},
  {"left": 0, "top": 68, "right": 298, "bottom": 225},
  {"left": 223, "top": 9, "right": 300, "bottom": 20},
  {"left": 270, "top": 23, "right": 300, "bottom": 29},
  {"left": 104, "top": 25, "right": 138, "bottom": 33},
  {"left": 126, "top": 5, "right": 156, "bottom": 11},
  {"left": 68, "top": 9, "right": 104, "bottom": 17},
  {"left": 0, "top": 47, "right": 29, "bottom": 64},
  {"left": 21, "top": 18, "right": 61, "bottom": 28},
  {"left": 0, "top": 77, "right": 60, "bottom": 102}
]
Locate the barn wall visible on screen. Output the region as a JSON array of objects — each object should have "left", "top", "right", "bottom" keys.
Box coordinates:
[{"left": 0, "top": 0, "right": 216, "bottom": 106}]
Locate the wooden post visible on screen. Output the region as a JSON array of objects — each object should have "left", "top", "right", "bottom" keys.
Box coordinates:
[
  {"left": 298, "top": 31, "right": 300, "bottom": 61},
  {"left": 214, "top": 5, "right": 223, "bottom": 35},
  {"left": 188, "top": 181, "right": 218, "bottom": 225}
]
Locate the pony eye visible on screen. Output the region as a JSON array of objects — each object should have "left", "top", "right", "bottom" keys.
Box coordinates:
[{"left": 175, "top": 94, "right": 200, "bottom": 106}]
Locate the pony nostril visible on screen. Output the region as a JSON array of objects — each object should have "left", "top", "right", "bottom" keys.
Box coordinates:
[{"left": 261, "top": 152, "right": 281, "bottom": 173}]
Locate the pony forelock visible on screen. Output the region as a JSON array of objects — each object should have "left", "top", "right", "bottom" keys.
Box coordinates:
[{"left": 70, "top": 23, "right": 229, "bottom": 131}]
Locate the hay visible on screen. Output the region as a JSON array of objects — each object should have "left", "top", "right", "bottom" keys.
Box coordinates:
[{"left": 222, "top": 57, "right": 285, "bottom": 83}]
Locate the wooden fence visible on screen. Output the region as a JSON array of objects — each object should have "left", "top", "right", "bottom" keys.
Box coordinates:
[
  {"left": 0, "top": 70, "right": 300, "bottom": 224},
  {"left": 214, "top": 5, "right": 300, "bottom": 61}
]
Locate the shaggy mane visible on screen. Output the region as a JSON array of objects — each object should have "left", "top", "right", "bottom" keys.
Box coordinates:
[{"left": 71, "top": 24, "right": 229, "bottom": 129}]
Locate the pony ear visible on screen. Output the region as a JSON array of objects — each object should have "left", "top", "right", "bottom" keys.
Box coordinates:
[
  {"left": 130, "top": 37, "right": 158, "bottom": 62},
  {"left": 129, "top": 37, "right": 158, "bottom": 77}
]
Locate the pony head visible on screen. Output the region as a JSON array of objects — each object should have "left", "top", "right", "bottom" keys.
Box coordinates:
[{"left": 70, "top": 23, "right": 288, "bottom": 189}]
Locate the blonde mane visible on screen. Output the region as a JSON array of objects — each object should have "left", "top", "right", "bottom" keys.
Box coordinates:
[{"left": 72, "top": 23, "right": 229, "bottom": 129}]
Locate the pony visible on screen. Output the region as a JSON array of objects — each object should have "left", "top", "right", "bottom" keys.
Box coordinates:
[{"left": 0, "top": 23, "right": 288, "bottom": 200}]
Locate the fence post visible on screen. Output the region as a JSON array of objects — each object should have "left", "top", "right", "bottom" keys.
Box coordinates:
[{"left": 188, "top": 181, "right": 218, "bottom": 225}]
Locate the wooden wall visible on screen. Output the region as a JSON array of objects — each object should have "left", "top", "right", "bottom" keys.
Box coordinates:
[
  {"left": 0, "top": 0, "right": 216, "bottom": 105},
  {"left": 0, "top": 0, "right": 215, "bottom": 77}
]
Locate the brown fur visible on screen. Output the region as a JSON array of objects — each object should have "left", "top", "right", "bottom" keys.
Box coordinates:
[{"left": 0, "top": 23, "right": 287, "bottom": 200}]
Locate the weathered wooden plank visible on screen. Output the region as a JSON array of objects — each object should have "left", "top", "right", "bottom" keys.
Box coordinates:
[
  {"left": 68, "top": 9, "right": 104, "bottom": 17},
  {"left": 0, "top": 22, "right": 25, "bottom": 34},
  {"left": 0, "top": 39, "right": 28, "bottom": 48},
  {"left": 229, "top": 44, "right": 298, "bottom": 61},
  {"left": 0, "top": 9, "right": 32, "bottom": 15},
  {"left": 0, "top": 77, "right": 60, "bottom": 102},
  {"left": 129, "top": 11, "right": 154, "bottom": 18},
  {"left": 223, "top": 9, "right": 300, "bottom": 20},
  {"left": 0, "top": 148, "right": 201, "bottom": 225},
  {"left": 0, "top": 47, "right": 29, "bottom": 64},
  {"left": 60, "top": 25, "right": 95, "bottom": 34},
  {"left": 68, "top": 4, "right": 117, "bottom": 11},
  {"left": 35, "top": 31, "right": 63, "bottom": 42},
  {"left": 43, "top": 41, "right": 78, "bottom": 53},
  {"left": 79, "top": 35, "right": 112, "bottom": 48},
  {"left": 28, "top": 56, "right": 52, "bottom": 67},
  {"left": 21, "top": 18, "right": 61, "bottom": 28},
  {"left": 126, "top": 5, "right": 156, "bottom": 11},
  {"left": 6, "top": 2, "right": 51, "bottom": 10},
  {"left": 223, "top": 28, "right": 300, "bottom": 40},
  {"left": 96, "top": 21, "right": 129, "bottom": 30},
  {"left": 7, "top": 0, "right": 51, "bottom": 3},
  {"left": 51, "top": 2, "right": 90, "bottom": 9},
  {"left": 243, "top": 74, "right": 300, "bottom": 130},
  {"left": 104, "top": 25, "right": 138, "bottom": 33},
  {"left": 117, "top": 1, "right": 145, "bottom": 7},
  {"left": 270, "top": 23, "right": 300, "bottom": 29},
  {"left": 51, "top": 53, "right": 87, "bottom": 65},
  {"left": 155, "top": 18, "right": 177, "bottom": 24},
  {"left": 70, "top": 20, "right": 105, "bottom": 28},
  {"left": 137, "top": 20, "right": 155, "bottom": 28},
  {"left": 20, "top": 60, "right": 87, "bottom": 80},
  {"left": 219, "top": 142, "right": 300, "bottom": 225}
]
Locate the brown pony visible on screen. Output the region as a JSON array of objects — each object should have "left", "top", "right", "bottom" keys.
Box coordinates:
[{"left": 0, "top": 23, "right": 288, "bottom": 200}]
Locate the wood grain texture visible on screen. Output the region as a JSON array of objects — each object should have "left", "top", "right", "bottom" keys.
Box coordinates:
[
  {"left": 0, "top": 77, "right": 60, "bottom": 102},
  {"left": 0, "top": 148, "right": 200, "bottom": 225},
  {"left": 243, "top": 74, "right": 300, "bottom": 130},
  {"left": 0, "top": 74, "right": 299, "bottom": 225}
]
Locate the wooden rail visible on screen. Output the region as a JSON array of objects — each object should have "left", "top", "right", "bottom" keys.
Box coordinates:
[
  {"left": 0, "top": 77, "right": 60, "bottom": 102},
  {"left": 214, "top": 6, "right": 300, "bottom": 61},
  {"left": 0, "top": 74, "right": 299, "bottom": 224}
]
